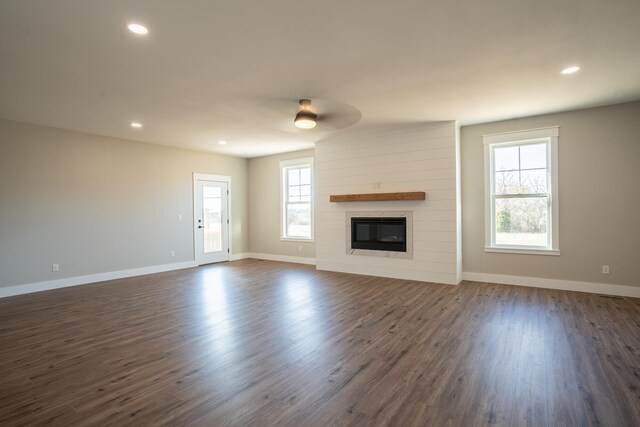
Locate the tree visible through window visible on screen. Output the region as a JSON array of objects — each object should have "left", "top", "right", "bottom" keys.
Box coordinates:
[
  {"left": 494, "top": 143, "right": 548, "bottom": 246},
  {"left": 484, "top": 127, "right": 559, "bottom": 254},
  {"left": 281, "top": 158, "right": 313, "bottom": 240}
]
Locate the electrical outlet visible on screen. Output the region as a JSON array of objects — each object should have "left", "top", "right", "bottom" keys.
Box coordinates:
[
  {"left": 178, "top": 214, "right": 183, "bottom": 221},
  {"left": 602, "top": 265, "right": 610, "bottom": 274},
  {"left": 170, "top": 251, "right": 176, "bottom": 258},
  {"left": 52, "top": 264, "right": 59, "bottom": 272},
  {"left": 298, "top": 245, "right": 302, "bottom": 252}
]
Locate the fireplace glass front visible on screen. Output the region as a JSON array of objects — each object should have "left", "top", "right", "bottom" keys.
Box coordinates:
[{"left": 350, "top": 217, "right": 407, "bottom": 252}]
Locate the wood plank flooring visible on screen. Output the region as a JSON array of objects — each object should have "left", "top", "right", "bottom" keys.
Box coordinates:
[{"left": 0, "top": 259, "right": 639, "bottom": 426}]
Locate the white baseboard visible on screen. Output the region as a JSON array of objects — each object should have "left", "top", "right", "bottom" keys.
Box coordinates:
[
  {"left": 246, "top": 253, "right": 317, "bottom": 265},
  {"left": 0, "top": 261, "right": 198, "bottom": 298},
  {"left": 230, "top": 252, "right": 251, "bottom": 261},
  {"left": 462, "top": 271, "right": 640, "bottom": 298},
  {"left": 7, "top": 260, "right": 633, "bottom": 300}
]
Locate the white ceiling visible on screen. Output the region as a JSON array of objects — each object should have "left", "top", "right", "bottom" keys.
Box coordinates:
[{"left": 1, "top": 1, "right": 639, "bottom": 158}]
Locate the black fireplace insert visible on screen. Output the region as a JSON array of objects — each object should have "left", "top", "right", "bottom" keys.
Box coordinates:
[{"left": 350, "top": 217, "right": 407, "bottom": 252}]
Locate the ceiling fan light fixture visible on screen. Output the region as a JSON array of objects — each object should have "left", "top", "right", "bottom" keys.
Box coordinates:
[
  {"left": 294, "top": 99, "right": 317, "bottom": 129},
  {"left": 294, "top": 111, "right": 317, "bottom": 129}
]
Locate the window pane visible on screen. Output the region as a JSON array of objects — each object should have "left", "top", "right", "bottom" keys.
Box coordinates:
[
  {"left": 495, "top": 170, "right": 519, "bottom": 195},
  {"left": 203, "top": 192, "right": 222, "bottom": 253},
  {"left": 203, "top": 186, "right": 221, "bottom": 198},
  {"left": 281, "top": 159, "right": 313, "bottom": 240},
  {"left": 521, "top": 169, "right": 547, "bottom": 193},
  {"left": 300, "top": 167, "right": 311, "bottom": 185},
  {"left": 288, "top": 168, "right": 300, "bottom": 185},
  {"left": 495, "top": 197, "right": 548, "bottom": 246},
  {"left": 288, "top": 185, "right": 300, "bottom": 202},
  {"left": 287, "top": 203, "right": 311, "bottom": 238},
  {"left": 494, "top": 146, "right": 519, "bottom": 171},
  {"left": 520, "top": 143, "right": 547, "bottom": 170}
]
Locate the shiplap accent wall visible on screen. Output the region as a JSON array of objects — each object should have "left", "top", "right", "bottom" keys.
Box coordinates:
[{"left": 315, "top": 122, "right": 461, "bottom": 285}]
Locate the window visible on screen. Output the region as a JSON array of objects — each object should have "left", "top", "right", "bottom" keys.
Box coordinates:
[
  {"left": 280, "top": 157, "right": 314, "bottom": 240},
  {"left": 484, "top": 127, "right": 559, "bottom": 255}
]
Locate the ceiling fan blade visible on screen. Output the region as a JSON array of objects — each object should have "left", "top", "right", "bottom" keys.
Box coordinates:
[{"left": 317, "top": 111, "right": 362, "bottom": 130}]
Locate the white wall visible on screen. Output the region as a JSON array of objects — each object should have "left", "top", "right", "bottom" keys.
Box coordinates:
[
  {"left": 315, "top": 122, "right": 461, "bottom": 284},
  {"left": 0, "top": 119, "right": 248, "bottom": 288}
]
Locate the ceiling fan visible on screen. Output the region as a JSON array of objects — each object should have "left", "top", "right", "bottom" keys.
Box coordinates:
[{"left": 292, "top": 98, "right": 361, "bottom": 131}]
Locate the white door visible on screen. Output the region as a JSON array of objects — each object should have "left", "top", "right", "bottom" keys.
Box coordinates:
[{"left": 194, "top": 179, "right": 229, "bottom": 265}]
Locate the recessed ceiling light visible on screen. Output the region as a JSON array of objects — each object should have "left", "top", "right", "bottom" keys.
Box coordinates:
[
  {"left": 130, "top": 122, "right": 142, "bottom": 128},
  {"left": 127, "top": 23, "right": 148, "bottom": 35},
  {"left": 561, "top": 66, "right": 580, "bottom": 75},
  {"left": 218, "top": 140, "right": 228, "bottom": 145}
]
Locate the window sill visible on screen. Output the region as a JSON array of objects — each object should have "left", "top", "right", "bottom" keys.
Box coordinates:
[
  {"left": 485, "top": 246, "right": 560, "bottom": 256},
  {"left": 281, "top": 237, "right": 315, "bottom": 243}
]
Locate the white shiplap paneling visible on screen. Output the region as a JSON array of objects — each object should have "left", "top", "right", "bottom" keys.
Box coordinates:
[{"left": 315, "top": 122, "right": 460, "bottom": 285}]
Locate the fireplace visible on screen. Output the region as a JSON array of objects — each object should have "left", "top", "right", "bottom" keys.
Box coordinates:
[
  {"left": 346, "top": 212, "right": 413, "bottom": 259},
  {"left": 351, "top": 217, "right": 407, "bottom": 252}
]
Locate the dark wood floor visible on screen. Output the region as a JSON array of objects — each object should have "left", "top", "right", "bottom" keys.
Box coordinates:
[{"left": 0, "top": 259, "right": 639, "bottom": 426}]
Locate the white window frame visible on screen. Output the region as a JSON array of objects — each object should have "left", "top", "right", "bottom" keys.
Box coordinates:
[
  {"left": 280, "top": 157, "right": 314, "bottom": 242},
  {"left": 483, "top": 126, "right": 559, "bottom": 255}
]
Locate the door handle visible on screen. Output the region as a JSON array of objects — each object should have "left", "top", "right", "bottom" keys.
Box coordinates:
[{"left": 198, "top": 225, "right": 204, "bottom": 229}]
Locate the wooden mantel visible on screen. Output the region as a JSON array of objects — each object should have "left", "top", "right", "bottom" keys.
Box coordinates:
[{"left": 329, "top": 192, "right": 426, "bottom": 202}]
